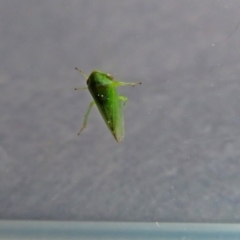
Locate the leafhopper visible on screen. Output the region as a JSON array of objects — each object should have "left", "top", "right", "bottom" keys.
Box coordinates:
[{"left": 75, "top": 68, "right": 141, "bottom": 143}]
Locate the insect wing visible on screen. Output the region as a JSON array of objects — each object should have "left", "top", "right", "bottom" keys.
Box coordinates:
[{"left": 89, "top": 83, "right": 124, "bottom": 142}]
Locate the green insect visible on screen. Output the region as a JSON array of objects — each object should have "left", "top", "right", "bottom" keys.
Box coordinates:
[{"left": 74, "top": 68, "right": 142, "bottom": 143}]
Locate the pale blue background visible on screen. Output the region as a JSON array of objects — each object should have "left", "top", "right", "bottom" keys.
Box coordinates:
[{"left": 1, "top": 1, "right": 240, "bottom": 222}]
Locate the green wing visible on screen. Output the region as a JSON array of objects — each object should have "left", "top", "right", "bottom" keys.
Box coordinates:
[{"left": 89, "top": 83, "right": 124, "bottom": 142}]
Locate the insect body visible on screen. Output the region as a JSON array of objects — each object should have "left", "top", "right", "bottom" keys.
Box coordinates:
[{"left": 75, "top": 68, "right": 141, "bottom": 143}]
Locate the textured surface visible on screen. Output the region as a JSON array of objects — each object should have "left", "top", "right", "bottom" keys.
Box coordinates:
[{"left": 1, "top": 1, "right": 240, "bottom": 222}]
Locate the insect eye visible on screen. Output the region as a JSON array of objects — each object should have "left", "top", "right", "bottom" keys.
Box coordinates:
[{"left": 107, "top": 73, "right": 113, "bottom": 80}]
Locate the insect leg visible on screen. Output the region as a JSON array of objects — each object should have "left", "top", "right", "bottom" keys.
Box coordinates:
[
  {"left": 74, "top": 87, "right": 88, "bottom": 90},
  {"left": 119, "top": 95, "right": 128, "bottom": 106},
  {"left": 75, "top": 67, "right": 88, "bottom": 79},
  {"left": 78, "top": 101, "right": 95, "bottom": 135},
  {"left": 113, "top": 81, "right": 142, "bottom": 87}
]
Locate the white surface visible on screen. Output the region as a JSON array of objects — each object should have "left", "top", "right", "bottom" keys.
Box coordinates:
[{"left": 0, "top": 1, "right": 240, "bottom": 222}]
